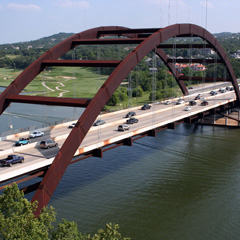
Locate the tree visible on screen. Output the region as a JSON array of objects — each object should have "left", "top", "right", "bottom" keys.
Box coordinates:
[
  {"left": 0, "top": 183, "right": 55, "bottom": 240},
  {"left": 0, "top": 183, "right": 131, "bottom": 240},
  {"left": 51, "top": 219, "right": 83, "bottom": 240},
  {"left": 91, "top": 223, "right": 131, "bottom": 240},
  {"left": 132, "top": 85, "right": 143, "bottom": 97}
]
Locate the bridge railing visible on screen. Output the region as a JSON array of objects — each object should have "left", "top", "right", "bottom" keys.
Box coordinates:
[{"left": 0, "top": 118, "right": 75, "bottom": 138}]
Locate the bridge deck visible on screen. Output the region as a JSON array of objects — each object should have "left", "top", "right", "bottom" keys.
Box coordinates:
[{"left": 0, "top": 88, "right": 237, "bottom": 184}]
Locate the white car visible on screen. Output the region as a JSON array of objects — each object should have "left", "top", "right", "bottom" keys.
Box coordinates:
[
  {"left": 184, "top": 106, "right": 191, "bottom": 111},
  {"left": 68, "top": 123, "right": 76, "bottom": 128},
  {"left": 176, "top": 99, "right": 185, "bottom": 105},
  {"left": 164, "top": 100, "right": 171, "bottom": 105},
  {"left": 29, "top": 131, "right": 44, "bottom": 138}
]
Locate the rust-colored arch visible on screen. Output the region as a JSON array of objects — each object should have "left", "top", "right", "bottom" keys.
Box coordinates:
[
  {"left": 0, "top": 24, "right": 239, "bottom": 215},
  {"left": 32, "top": 24, "right": 240, "bottom": 214},
  {"left": 0, "top": 26, "right": 130, "bottom": 114}
]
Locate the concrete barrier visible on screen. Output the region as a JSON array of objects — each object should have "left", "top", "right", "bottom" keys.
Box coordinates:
[{"left": 0, "top": 149, "right": 13, "bottom": 158}]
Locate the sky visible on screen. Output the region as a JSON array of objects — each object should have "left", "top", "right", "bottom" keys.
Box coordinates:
[{"left": 0, "top": 0, "right": 239, "bottom": 44}]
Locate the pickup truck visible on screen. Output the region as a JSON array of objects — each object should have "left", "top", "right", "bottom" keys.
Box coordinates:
[
  {"left": 15, "top": 138, "right": 30, "bottom": 146},
  {"left": 0, "top": 154, "right": 24, "bottom": 167}
]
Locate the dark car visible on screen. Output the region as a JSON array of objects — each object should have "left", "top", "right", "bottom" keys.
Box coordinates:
[
  {"left": 15, "top": 138, "right": 30, "bottom": 146},
  {"left": 189, "top": 100, "right": 197, "bottom": 106},
  {"left": 141, "top": 104, "right": 151, "bottom": 110},
  {"left": 194, "top": 94, "right": 201, "bottom": 100},
  {"left": 93, "top": 120, "right": 105, "bottom": 126},
  {"left": 40, "top": 139, "right": 58, "bottom": 149},
  {"left": 210, "top": 91, "right": 217, "bottom": 96},
  {"left": 125, "top": 111, "right": 136, "bottom": 118},
  {"left": 126, "top": 117, "right": 139, "bottom": 124},
  {"left": 0, "top": 154, "right": 24, "bottom": 167},
  {"left": 118, "top": 124, "right": 130, "bottom": 131},
  {"left": 201, "top": 100, "right": 209, "bottom": 106}
]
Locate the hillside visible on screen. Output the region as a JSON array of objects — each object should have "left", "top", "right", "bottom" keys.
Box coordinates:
[{"left": 0, "top": 32, "right": 75, "bottom": 51}]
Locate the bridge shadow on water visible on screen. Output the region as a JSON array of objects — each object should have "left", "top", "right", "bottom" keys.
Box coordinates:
[
  {"left": 19, "top": 123, "right": 240, "bottom": 240},
  {"left": 24, "top": 123, "right": 211, "bottom": 200}
]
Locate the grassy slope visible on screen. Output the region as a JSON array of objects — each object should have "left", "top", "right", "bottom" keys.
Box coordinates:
[{"left": 0, "top": 67, "right": 152, "bottom": 110}]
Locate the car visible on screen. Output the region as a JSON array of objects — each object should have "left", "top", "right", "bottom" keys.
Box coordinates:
[
  {"left": 220, "top": 89, "right": 226, "bottom": 93},
  {"left": 93, "top": 120, "right": 105, "bottom": 126},
  {"left": 201, "top": 100, "right": 209, "bottom": 106},
  {"left": 226, "top": 86, "right": 231, "bottom": 91},
  {"left": 39, "top": 139, "right": 58, "bottom": 149},
  {"left": 141, "top": 104, "right": 151, "bottom": 110},
  {"left": 126, "top": 117, "right": 139, "bottom": 124},
  {"left": 210, "top": 91, "right": 218, "bottom": 96},
  {"left": 194, "top": 95, "right": 201, "bottom": 100},
  {"left": 188, "top": 86, "right": 193, "bottom": 89},
  {"left": 118, "top": 124, "right": 130, "bottom": 131},
  {"left": 219, "top": 88, "right": 225, "bottom": 92},
  {"left": 0, "top": 154, "right": 24, "bottom": 167},
  {"left": 184, "top": 106, "right": 191, "bottom": 111},
  {"left": 125, "top": 111, "right": 136, "bottom": 118},
  {"left": 189, "top": 100, "right": 197, "bottom": 106},
  {"left": 29, "top": 131, "right": 44, "bottom": 138},
  {"left": 164, "top": 100, "right": 171, "bottom": 105},
  {"left": 176, "top": 98, "right": 185, "bottom": 105},
  {"left": 68, "top": 123, "right": 76, "bottom": 128},
  {"left": 15, "top": 138, "right": 30, "bottom": 146},
  {"left": 230, "top": 87, "right": 234, "bottom": 91}
]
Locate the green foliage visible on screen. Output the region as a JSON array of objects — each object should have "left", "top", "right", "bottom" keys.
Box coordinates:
[
  {"left": 0, "top": 183, "right": 55, "bottom": 240},
  {"left": 181, "top": 67, "right": 194, "bottom": 77},
  {"left": 51, "top": 219, "right": 83, "bottom": 240},
  {"left": 107, "top": 87, "right": 128, "bottom": 106},
  {"left": 0, "top": 184, "right": 131, "bottom": 240},
  {"left": 132, "top": 85, "right": 143, "bottom": 97},
  {"left": 91, "top": 223, "right": 131, "bottom": 240}
]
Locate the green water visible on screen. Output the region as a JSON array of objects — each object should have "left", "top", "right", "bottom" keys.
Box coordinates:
[{"left": 47, "top": 124, "right": 240, "bottom": 239}]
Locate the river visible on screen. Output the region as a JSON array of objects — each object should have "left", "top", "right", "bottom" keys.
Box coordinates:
[{"left": 1, "top": 104, "right": 240, "bottom": 239}]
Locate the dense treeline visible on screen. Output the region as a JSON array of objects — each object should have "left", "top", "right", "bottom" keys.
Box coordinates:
[{"left": 1, "top": 32, "right": 240, "bottom": 106}]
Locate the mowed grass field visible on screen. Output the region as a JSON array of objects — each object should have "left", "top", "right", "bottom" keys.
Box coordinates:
[
  {"left": 0, "top": 67, "right": 180, "bottom": 110},
  {"left": 0, "top": 67, "right": 108, "bottom": 98}
]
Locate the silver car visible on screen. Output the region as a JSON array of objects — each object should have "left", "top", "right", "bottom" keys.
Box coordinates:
[
  {"left": 118, "top": 124, "right": 130, "bottom": 131},
  {"left": 40, "top": 139, "right": 58, "bottom": 149}
]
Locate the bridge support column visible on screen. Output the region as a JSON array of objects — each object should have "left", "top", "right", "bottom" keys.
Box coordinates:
[
  {"left": 225, "top": 110, "right": 228, "bottom": 125},
  {"left": 184, "top": 117, "right": 191, "bottom": 124},
  {"left": 148, "top": 129, "right": 156, "bottom": 137},
  {"left": 123, "top": 137, "right": 133, "bottom": 146},
  {"left": 198, "top": 113, "right": 204, "bottom": 124},
  {"left": 92, "top": 148, "right": 103, "bottom": 158},
  {"left": 238, "top": 107, "right": 240, "bottom": 127},
  {"left": 168, "top": 122, "right": 176, "bottom": 129}
]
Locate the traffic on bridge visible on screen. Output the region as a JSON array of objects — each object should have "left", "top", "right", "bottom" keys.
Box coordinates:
[
  {"left": 0, "top": 84, "right": 237, "bottom": 182},
  {"left": 0, "top": 24, "right": 239, "bottom": 215}
]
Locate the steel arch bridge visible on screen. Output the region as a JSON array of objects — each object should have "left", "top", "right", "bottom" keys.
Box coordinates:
[{"left": 0, "top": 24, "right": 239, "bottom": 215}]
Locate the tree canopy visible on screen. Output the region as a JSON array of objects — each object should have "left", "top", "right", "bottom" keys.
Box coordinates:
[{"left": 0, "top": 183, "right": 131, "bottom": 240}]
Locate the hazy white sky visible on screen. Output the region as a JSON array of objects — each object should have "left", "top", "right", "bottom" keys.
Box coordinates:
[{"left": 0, "top": 0, "right": 239, "bottom": 44}]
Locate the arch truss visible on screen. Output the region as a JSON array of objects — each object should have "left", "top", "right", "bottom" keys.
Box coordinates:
[{"left": 0, "top": 24, "right": 239, "bottom": 214}]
